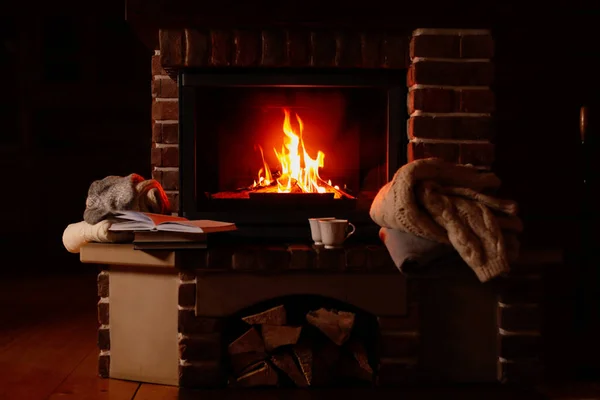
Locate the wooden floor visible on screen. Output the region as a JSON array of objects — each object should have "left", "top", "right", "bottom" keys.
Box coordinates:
[{"left": 0, "top": 270, "right": 598, "bottom": 400}]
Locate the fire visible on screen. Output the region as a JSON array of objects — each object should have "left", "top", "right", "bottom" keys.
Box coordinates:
[{"left": 253, "top": 108, "right": 339, "bottom": 194}]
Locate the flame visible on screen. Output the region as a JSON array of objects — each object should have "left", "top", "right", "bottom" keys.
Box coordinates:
[{"left": 252, "top": 108, "right": 338, "bottom": 194}]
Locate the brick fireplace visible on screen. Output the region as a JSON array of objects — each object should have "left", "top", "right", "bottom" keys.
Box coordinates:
[{"left": 84, "top": 7, "right": 560, "bottom": 391}]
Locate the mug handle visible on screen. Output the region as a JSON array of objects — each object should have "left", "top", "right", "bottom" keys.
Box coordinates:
[{"left": 346, "top": 223, "right": 356, "bottom": 239}]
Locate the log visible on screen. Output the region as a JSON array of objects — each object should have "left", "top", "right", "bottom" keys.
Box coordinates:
[
  {"left": 261, "top": 325, "right": 302, "bottom": 352},
  {"left": 312, "top": 341, "right": 341, "bottom": 386},
  {"left": 228, "top": 327, "right": 265, "bottom": 355},
  {"left": 231, "top": 351, "right": 268, "bottom": 376},
  {"left": 306, "top": 308, "right": 355, "bottom": 346},
  {"left": 235, "top": 361, "right": 279, "bottom": 387},
  {"left": 271, "top": 352, "right": 309, "bottom": 387},
  {"left": 346, "top": 339, "right": 373, "bottom": 380},
  {"left": 242, "top": 305, "right": 287, "bottom": 326},
  {"left": 293, "top": 344, "right": 314, "bottom": 385}
]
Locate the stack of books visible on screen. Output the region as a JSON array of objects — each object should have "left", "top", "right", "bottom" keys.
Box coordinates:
[{"left": 108, "top": 211, "right": 236, "bottom": 250}]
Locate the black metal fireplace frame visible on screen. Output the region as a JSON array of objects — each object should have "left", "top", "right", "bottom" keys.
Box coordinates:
[{"left": 178, "top": 68, "right": 407, "bottom": 240}]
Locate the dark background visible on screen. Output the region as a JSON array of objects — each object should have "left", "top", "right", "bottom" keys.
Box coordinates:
[{"left": 0, "top": 0, "right": 599, "bottom": 380}]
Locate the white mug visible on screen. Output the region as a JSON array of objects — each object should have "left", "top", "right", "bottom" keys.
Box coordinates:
[
  {"left": 308, "top": 217, "right": 335, "bottom": 245},
  {"left": 318, "top": 219, "right": 356, "bottom": 249}
]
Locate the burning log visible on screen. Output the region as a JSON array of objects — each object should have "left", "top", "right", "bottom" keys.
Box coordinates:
[
  {"left": 271, "top": 353, "right": 309, "bottom": 387},
  {"left": 242, "top": 305, "right": 287, "bottom": 326},
  {"left": 261, "top": 325, "right": 302, "bottom": 352},
  {"left": 319, "top": 180, "right": 356, "bottom": 200},
  {"left": 235, "top": 361, "right": 279, "bottom": 387},
  {"left": 306, "top": 308, "right": 356, "bottom": 346}
]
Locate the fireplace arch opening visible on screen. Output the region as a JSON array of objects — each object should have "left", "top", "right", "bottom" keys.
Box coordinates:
[{"left": 222, "top": 294, "right": 380, "bottom": 388}]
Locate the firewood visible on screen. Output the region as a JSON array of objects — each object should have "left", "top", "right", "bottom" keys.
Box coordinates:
[
  {"left": 261, "top": 325, "right": 302, "bottom": 352},
  {"left": 347, "top": 339, "right": 373, "bottom": 378},
  {"left": 235, "top": 361, "right": 279, "bottom": 387},
  {"left": 306, "top": 308, "right": 355, "bottom": 346},
  {"left": 336, "top": 352, "right": 373, "bottom": 382},
  {"left": 271, "top": 352, "right": 309, "bottom": 387},
  {"left": 292, "top": 344, "right": 313, "bottom": 385},
  {"left": 230, "top": 351, "right": 268, "bottom": 376},
  {"left": 242, "top": 305, "right": 287, "bottom": 326},
  {"left": 228, "top": 327, "right": 265, "bottom": 355},
  {"left": 312, "top": 339, "right": 341, "bottom": 386}
]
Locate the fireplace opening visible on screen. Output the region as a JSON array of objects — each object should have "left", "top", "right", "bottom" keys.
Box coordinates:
[
  {"left": 180, "top": 69, "right": 407, "bottom": 238},
  {"left": 222, "top": 295, "right": 380, "bottom": 388}
]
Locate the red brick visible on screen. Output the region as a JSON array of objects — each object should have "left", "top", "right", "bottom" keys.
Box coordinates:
[
  {"left": 408, "top": 88, "right": 455, "bottom": 113},
  {"left": 209, "top": 30, "right": 232, "bottom": 67},
  {"left": 459, "top": 142, "right": 495, "bottom": 166},
  {"left": 287, "top": 30, "right": 312, "bottom": 67},
  {"left": 98, "top": 328, "right": 110, "bottom": 350},
  {"left": 335, "top": 31, "right": 362, "bottom": 68},
  {"left": 166, "top": 192, "right": 179, "bottom": 213},
  {"left": 459, "top": 89, "right": 495, "bottom": 113},
  {"left": 380, "top": 333, "right": 419, "bottom": 357},
  {"left": 179, "top": 282, "right": 196, "bottom": 307},
  {"left": 159, "top": 29, "right": 185, "bottom": 67},
  {"left": 151, "top": 169, "right": 162, "bottom": 182},
  {"left": 152, "top": 77, "right": 178, "bottom": 98},
  {"left": 497, "top": 305, "right": 541, "bottom": 331},
  {"left": 179, "top": 362, "right": 225, "bottom": 388},
  {"left": 261, "top": 30, "right": 287, "bottom": 66},
  {"left": 152, "top": 100, "right": 179, "bottom": 120},
  {"left": 98, "top": 354, "right": 110, "bottom": 378},
  {"left": 410, "top": 34, "right": 460, "bottom": 59},
  {"left": 179, "top": 334, "right": 221, "bottom": 361},
  {"left": 184, "top": 29, "right": 209, "bottom": 66},
  {"left": 156, "top": 123, "right": 179, "bottom": 144},
  {"left": 161, "top": 170, "right": 179, "bottom": 190},
  {"left": 151, "top": 54, "right": 167, "bottom": 76},
  {"left": 497, "top": 359, "right": 543, "bottom": 384},
  {"left": 360, "top": 32, "right": 383, "bottom": 68},
  {"left": 408, "top": 60, "right": 494, "bottom": 86},
  {"left": 461, "top": 34, "right": 494, "bottom": 58},
  {"left": 233, "top": 30, "right": 260, "bottom": 67},
  {"left": 151, "top": 146, "right": 161, "bottom": 167},
  {"left": 97, "top": 272, "right": 109, "bottom": 297},
  {"left": 498, "top": 334, "right": 541, "bottom": 359},
  {"left": 161, "top": 146, "right": 179, "bottom": 167},
  {"left": 98, "top": 302, "right": 109, "bottom": 325},
  {"left": 178, "top": 310, "right": 223, "bottom": 334},
  {"left": 382, "top": 33, "right": 409, "bottom": 69},
  {"left": 409, "top": 115, "right": 493, "bottom": 140},
  {"left": 152, "top": 121, "right": 162, "bottom": 143},
  {"left": 312, "top": 31, "right": 337, "bottom": 67},
  {"left": 408, "top": 141, "right": 460, "bottom": 163},
  {"left": 378, "top": 304, "right": 420, "bottom": 331}
]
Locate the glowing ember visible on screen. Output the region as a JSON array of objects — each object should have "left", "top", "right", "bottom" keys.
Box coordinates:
[{"left": 253, "top": 108, "right": 341, "bottom": 194}]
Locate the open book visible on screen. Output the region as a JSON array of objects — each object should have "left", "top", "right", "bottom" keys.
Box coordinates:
[{"left": 108, "top": 211, "right": 237, "bottom": 234}]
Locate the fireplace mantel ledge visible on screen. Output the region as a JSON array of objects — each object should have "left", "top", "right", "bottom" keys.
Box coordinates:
[{"left": 79, "top": 243, "right": 564, "bottom": 271}]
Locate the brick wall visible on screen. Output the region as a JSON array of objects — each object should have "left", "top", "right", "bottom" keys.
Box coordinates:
[
  {"left": 151, "top": 50, "right": 180, "bottom": 213},
  {"left": 152, "top": 28, "right": 496, "bottom": 213},
  {"left": 407, "top": 29, "right": 495, "bottom": 167},
  {"left": 97, "top": 270, "right": 110, "bottom": 378}
]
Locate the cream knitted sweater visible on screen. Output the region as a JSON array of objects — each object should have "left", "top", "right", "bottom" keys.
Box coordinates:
[{"left": 370, "top": 158, "right": 522, "bottom": 282}]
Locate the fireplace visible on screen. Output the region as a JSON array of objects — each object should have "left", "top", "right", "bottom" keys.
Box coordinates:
[{"left": 179, "top": 68, "right": 406, "bottom": 238}]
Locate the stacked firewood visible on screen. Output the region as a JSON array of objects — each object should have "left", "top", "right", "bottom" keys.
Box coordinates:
[{"left": 227, "top": 305, "right": 375, "bottom": 387}]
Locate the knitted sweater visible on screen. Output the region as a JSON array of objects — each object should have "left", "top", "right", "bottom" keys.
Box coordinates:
[{"left": 370, "top": 158, "right": 522, "bottom": 282}]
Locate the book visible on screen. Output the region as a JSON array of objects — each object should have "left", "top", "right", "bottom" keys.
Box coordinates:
[
  {"left": 133, "top": 231, "right": 207, "bottom": 243},
  {"left": 108, "top": 211, "right": 237, "bottom": 234},
  {"left": 133, "top": 241, "right": 208, "bottom": 251}
]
